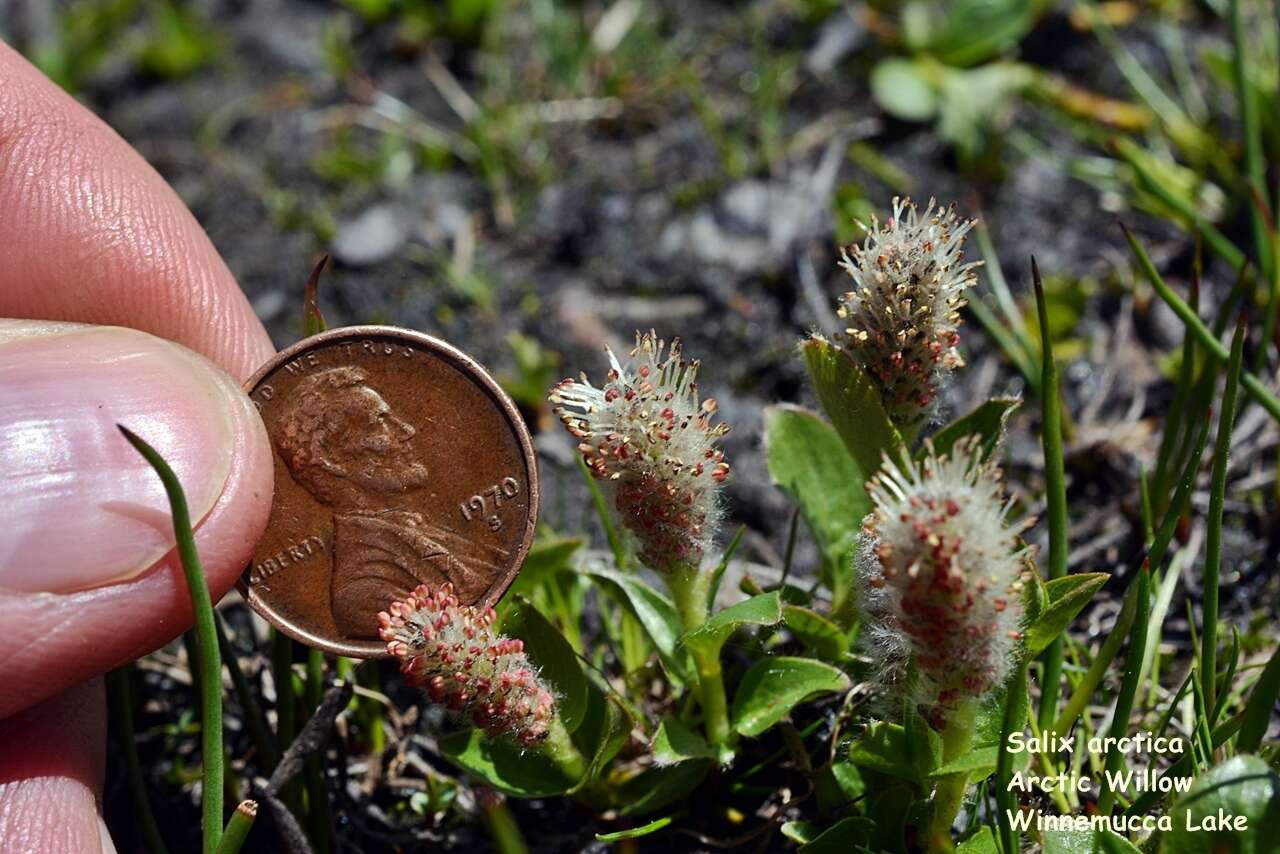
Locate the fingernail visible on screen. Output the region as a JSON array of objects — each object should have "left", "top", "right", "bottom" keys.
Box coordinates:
[{"left": 0, "top": 321, "right": 251, "bottom": 593}]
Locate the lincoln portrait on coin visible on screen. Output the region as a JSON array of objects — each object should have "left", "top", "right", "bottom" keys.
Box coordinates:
[{"left": 275, "top": 366, "right": 502, "bottom": 637}]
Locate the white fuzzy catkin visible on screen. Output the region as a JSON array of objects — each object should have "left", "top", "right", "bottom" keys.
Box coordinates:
[
  {"left": 549, "top": 331, "right": 730, "bottom": 574},
  {"left": 856, "top": 440, "right": 1031, "bottom": 713},
  {"left": 836, "top": 197, "right": 979, "bottom": 429}
]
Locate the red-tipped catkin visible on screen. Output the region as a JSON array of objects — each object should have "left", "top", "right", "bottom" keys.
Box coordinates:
[
  {"left": 378, "top": 583, "right": 556, "bottom": 746},
  {"left": 549, "top": 330, "right": 730, "bottom": 574},
  {"left": 835, "top": 197, "right": 979, "bottom": 429},
  {"left": 857, "top": 439, "right": 1031, "bottom": 712}
]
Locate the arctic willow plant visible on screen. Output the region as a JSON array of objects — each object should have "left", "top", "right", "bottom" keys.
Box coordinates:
[
  {"left": 858, "top": 439, "right": 1031, "bottom": 713},
  {"left": 549, "top": 330, "right": 735, "bottom": 746},
  {"left": 835, "top": 197, "right": 979, "bottom": 430},
  {"left": 858, "top": 439, "right": 1031, "bottom": 846}
]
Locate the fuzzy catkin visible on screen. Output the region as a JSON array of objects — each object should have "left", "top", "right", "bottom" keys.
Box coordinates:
[
  {"left": 856, "top": 440, "right": 1031, "bottom": 714},
  {"left": 549, "top": 330, "right": 730, "bottom": 574},
  {"left": 378, "top": 583, "right": 556, "bottom": 746},
  {"left": 835, "top": 197, "right": 979, "bottom": 429}
]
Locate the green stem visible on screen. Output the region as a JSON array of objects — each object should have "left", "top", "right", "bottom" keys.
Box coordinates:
[
  {"left": 215, "top": 801, "right": 257, "bottom": 854},
  {"left": 107, "top": 666, "right": 169, "bottom": 854},
  {"left": 1033, "top": 261, "right": 1069, "bottom": 731},
  {"left": 928, "top": 699, "right": 979, "bottom": 848},
  {"left": 542, "top": 716, "right": 588, "bottom": 782},
  {"left": 1126, "top": 225, "right": 1280, "bottom": 423},
  {"left": 214, "top": 614, "right": 277, "bottom": 771},
  {"left": 1097, "top": 563, "right": 1152, "bottom": 814},
  {"left": 668, "top": 563, "right": 732, "bottom": 748},
  {"left": 270, "top": 629, "right": 301, "bottom": 814},
  {"left": 995, "top": 664, "right": 1029, "bottom": 854},
  {"left": 120, "top": 427, "right": 224, "bottom": 854},
  {"left": 1202, "top": 319, "right": 1246, "bottom": 718}
]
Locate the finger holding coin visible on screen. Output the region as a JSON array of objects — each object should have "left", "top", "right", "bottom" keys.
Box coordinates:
[{"left": 240, "top": 327, "right": 539, "bottom": 658}]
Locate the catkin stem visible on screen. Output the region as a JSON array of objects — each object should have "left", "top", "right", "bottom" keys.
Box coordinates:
[
  {"left": 928, "top": 699, "right": 979, "bottom": 849},
  {"left": 668, "top": 564, "right": 733, "bottom": 748}
]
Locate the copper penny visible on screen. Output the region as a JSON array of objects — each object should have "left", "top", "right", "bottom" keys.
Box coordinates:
[{"left": 239, "top": 326, "right": 539, "bottom": 658}]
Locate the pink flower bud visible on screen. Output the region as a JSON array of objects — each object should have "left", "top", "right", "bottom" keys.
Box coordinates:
[
  {"left": 857, "top": 440, "right": 1031, "bottom": 710},
  {"left": 835, "top": 197, "right": 979, "bottom": 429},
  {"left": 549, "top": 330, "right": 730, "bottom": 574},
  {"left": 378, "top": 582, "right": 558, "bottom": 746}
]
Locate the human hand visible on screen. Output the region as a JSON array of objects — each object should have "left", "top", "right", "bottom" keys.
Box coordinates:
[{"left": 0, "top": 40, "right": 276, "bottom": 851}]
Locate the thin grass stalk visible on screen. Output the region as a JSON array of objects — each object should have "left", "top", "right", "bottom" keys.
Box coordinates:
[
  {"left": 1033, "top": 259, "right": 1070, "bottom": 729},
  {"left": 214, "top": 613, "right": 277, "bottom": 771},
  {"left": 1150, "top": 413, "right": 1212, "bottom": 576},
  {"left": 994, "top": 662, "right": 1029, "bottom": 854},
  {"left": 120, "top": 427, "right": 224, "bottom": 853},
  {"left": 1050, "top": 572, "right": 1141, "bottom": 735},
  {"left": 1152, "top": 258, "right": 1200, "bottom": 507},
  {"left": 1229, "top": 0, "right": 1274, "bottom": 284},
  {"left": 305, "top": 649, "right": 333, "bottom": 854},
  {"left": 577, "top": 455, "right": 628, "bottom": 570},
  {"left": 1114, "top": 143, "right": 1246, "bottom": 271},
  {"left": 215, "top": 801, "right": 257, "bottom": 854},
  {"left": 107, "top": 666, "right": 169, "bottom": 854},
  {"left": 1212, "top": 629, "right": 1241, "bottom": 724},
  {"left": 270, "top": 629, "right": 302, "bottom": 813},
  {"left": 1238, "top": 644, "right": 1280, "bottom": 753},
  {"left": 1202, "top": 318, "right": 1246, "bottom": 717},
  {"left": 967, "top": 294, "right": 1039, "bottom": 390},
  {"left": 1096, "top": 562, "right": 1151, "bottom": 815},
  {"left": 1125, "top": 226, "right": 1280, "bottom": 421}
]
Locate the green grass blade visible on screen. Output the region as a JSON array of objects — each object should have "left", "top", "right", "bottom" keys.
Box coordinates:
[
  {"left": 577, "top": 455, "right": 628, "bottom": 571},
  {"left": 107, "top": 666, "right": 169, "bottom": 854},
  {"left": 119, "top": 426, "right": 224, "bottom": 853},
  {"left": 1237, "top": 644, "right": 1280, "bottom": 753},
  {"left": 994, "top": 662, "right": 1029, "bottom": 854},
  {"left": 1050, "top": 571, "right": 1141, "bottom": 735},
  {"left": 1124, "top": 225, "right": 1280, "bottom": 422},
  {"left": 1229, "top": 0, "right": 1274, "bottom": 284},
  {"left": 1202, "top": 316, "right": 1246, "bottom": 716},
  {"left": 1097, "top": 562, "right": 1151, "bottom": 814},
  {"left": 214, "top": 613, "right": 277, "bottom": 772},
  {"left": 1150, "top": 412, "right": 1211, "bottom": 573},
  {"left": 215, "top": 801, "right": 257, "bottom": 854},
  {"left": 1151, "top": 257, "right": 1200, "bottom": 506},
  {"left": 1114, "top": 143, "right": 1245, "bottom": 271},
  {"left": 1033, "top": 259, "right": 1070, "bottom": 730},
  {"left": 706, "top": 524, "right": 746, "bottom": 612}
]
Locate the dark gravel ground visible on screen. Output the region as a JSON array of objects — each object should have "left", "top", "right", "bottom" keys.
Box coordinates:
[{"left": 4, "top": 0, "right": 1278, "bottom": 850}]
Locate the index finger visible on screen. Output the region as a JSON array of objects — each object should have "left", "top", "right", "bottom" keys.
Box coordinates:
[{"left": 0, "top": 39, "right": 274, "bottom": 381}]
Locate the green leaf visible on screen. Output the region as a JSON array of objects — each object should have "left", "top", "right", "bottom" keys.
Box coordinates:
[
  {"left": 595, "top": 817, "right": 674, "bottom": 842},
  {"left": 845, "top": 716, "right": 942, "bottom": 787},
  {"left": 782, "top": 821, "right": 819, "bottom": 844},
  {"left": 1237, "top": 644, "right": 1280, "bottom": 753},
  {"left": 957, "top": 827, "right": 1000, "bottom": 854},
  {"left": 1162, "top": 756, "right": 1280, "bottom": 853},
  {"left": 1024, "top": 573, "right": 1110, "bottom": 656},
  {"left": 505, "top": 536, "right": 583, "bottom": 599},
  {"left": 581, "top": 565, "right": 690, "bottom": 682},
  {"left": 764, "top": 404, "right": 869, "bottom": 606},
  {"left": 784, "top": 605, "right": 850, "bottom": 661},
  {"left": 815, "top": 757, "right": 867, "bottom": 810},
  {"left": 502, "top": 598, "right": 588, "bottom": 733},
  {"left": 572, "top": 682, "right": 632, "bottom": 788},
  {"left": 731, "top": 656, "right": 850, "bottom": 737},
  {"left": 684, "top": 591, "right": 782, "bottom": 655},
  {"left": 798, "top": 817, "right": 876, "bottom": 853},
  {"left": 801, "top": 337, "right": 903, "bottom": 475},
  {"left": 927, "top": 398, "right": 1020, "bottom": 461},
  {"left": 870, "top": 57, "right": 939, "bottom": 122},
  {"left": 651, "top": 717, "right": 717, "bottom": 764},
  {"left": 1044, "top": 828, "right": 1143, "bottom": 853},
  {"left": 903, "top": 0, "right": 1040, "bottom": 67},
  {"left": 618, "top": 759, "right": 713, "bottom": 816},
  {"left": 439, "top": 729, "right": 577, "bottom": 796}
]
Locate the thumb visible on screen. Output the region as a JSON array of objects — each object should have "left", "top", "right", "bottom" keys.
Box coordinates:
[{"left": 0, "top": 320, "right": 273, "bottom": 719}]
